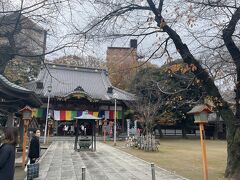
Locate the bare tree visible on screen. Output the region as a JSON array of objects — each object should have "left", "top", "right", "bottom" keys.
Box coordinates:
[
  {"left": 1, "top": 0, "right": 240, "bottom": 177},
  {"left": 0, "top": 0, "right": 83, "bottom": 74},
  {"left": 127, "top": 71, "right": 163, "bottom": 151},
  {"left": 74, "top": 0, "right": 240, "bottom": 178},
  {"left": 49, "top": 55, "right": 105, "bottom": 69}
]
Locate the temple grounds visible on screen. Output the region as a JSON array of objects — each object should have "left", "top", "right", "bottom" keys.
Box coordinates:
[
  {"left": 110, "top": 138, "right": 227, "bottom": 180},
  {"left": 14, "top": 138, "right": 227, "bottom": 180},
  {"left": 18, "top": 140, "right": 186, "bottom": 180}
]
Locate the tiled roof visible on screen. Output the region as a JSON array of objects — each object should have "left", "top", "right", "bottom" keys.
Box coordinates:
[
  {"left": 187, "top": 104, "right": 212, "bottom": 114},
  {"left": 0, "top": 74, "right": 42, "bottom": 107},
  {"left": 0, "top": 74, "right": 31, "bottom": 92},
  {"left": 25, "top": 63, "right": 135, "bottom": 101}
]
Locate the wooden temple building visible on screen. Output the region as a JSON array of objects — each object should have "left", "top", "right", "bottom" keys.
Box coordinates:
[
  {"left": 0, "top": 74, "right": 42, "bottom": 149},
  {"left": 25, "top": 63, "right": 135, "bottom": 136},
  {"left": 0, "top": 74, "right": 42, "bottom": 127}
]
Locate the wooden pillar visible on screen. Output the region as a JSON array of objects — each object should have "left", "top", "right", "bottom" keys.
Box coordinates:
[
  {"left": 121, "top": 106, "right": 124, "bottom": 133},
  {"left": 19, "top": 118, "right": 24, "bottom": 149},
  {"left": 22, "top": 121, "right": 29, "bottom": 167},
  {"left": 47, "top": 126, "right": 50, "bottom": 144},
  {"left": 94, "top": 121, "right": 96, "bottom": 151},
  {"left": 74, "top": 120, "right": 79, "bottom": 150},
  {"left": 199, "top": 123, "right": 208, "bottom": 180},
  {"left": 6, "top": 113, "right": 14, "bottom": 127},
  {"left": 91, "top": 121, "right": 94, "bottom": 152}
]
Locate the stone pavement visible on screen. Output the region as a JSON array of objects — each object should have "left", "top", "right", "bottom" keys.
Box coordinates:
[{"left": 33, "top": 141, "right": 187, "bottom": 180}]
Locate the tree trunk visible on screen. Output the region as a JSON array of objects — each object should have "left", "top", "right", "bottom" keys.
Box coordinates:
[
  {"left": 225, "top": 127, "right": 240, "bottom": 178},
  {"left": 146, "top": 1, "right": 240, "bottom": 177},
  {"left": 155, "top": 124, "right": 163, "bottom": 138},
  {"left": 213, "top": 113, "right": 220, "bottom": 140},
  {"left": 222, "top": 7, "right": 240, "bottom": 126},
  {"left": 221, "top": 7, "right": 240, "bottom": 178},
  {"left": 159, "top": 128, "right": 163, "bottom": 138},
  {"left": 0, "top": 45, "right": 15, "bottom": 74},
  {"left": 0, "top": 55, "right": 10, "bottom": 74}
]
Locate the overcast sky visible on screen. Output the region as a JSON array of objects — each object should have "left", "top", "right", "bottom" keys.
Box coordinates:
[{"left": 6, "top": 0, "right": 238, "bottom": 69}]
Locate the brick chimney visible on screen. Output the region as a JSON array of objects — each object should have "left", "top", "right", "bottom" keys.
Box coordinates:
[{"left": 106, "top": 40, "right": 138, "bottom": 90}]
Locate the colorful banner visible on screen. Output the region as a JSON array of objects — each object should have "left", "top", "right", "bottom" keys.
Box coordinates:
[
  {"left": 93, "top": 112, "right": 99, "bottom": 117},
  {"left": 77, "top": 111, "right": 82, "bottom": 117},
  {"left": 32, "top": 108, "right": 122, "bottom": 120},
  {"left": 105, "top": 111, "right": 109, "bottom": 119},
  {"left": 66, "top": 111, "right": 72, "bottom": 120},
  {"left": 53, "top": 110, "right": 123, "bottom": 121},
  {"left": 88, "top": 111, "right": 93, "bottom": 115},
  {"left": 71, "top": 111, "right": 77, "bottom": 120},
  {"left": 117, "top": 111, "right": 122, "bottom": 119},
  {"left": 54, "top": 110, "right": 60, "bottom": 120},
  {"left": 109, "top": 111, "right": 114, "bottom": 119},
  {"left": 32, "top": 108, "right": 46, "bottom": 118},
  {"left": 99, "top": 111, "right": 105, "bottom": 118}
]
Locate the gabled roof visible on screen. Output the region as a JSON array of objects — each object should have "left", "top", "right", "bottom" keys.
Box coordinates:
[
  {"left": 25, "top": 63, "right": 135, "bottom": 101},
  {"left": 187, "top": 104, "right": 213, "bottom": 114}
]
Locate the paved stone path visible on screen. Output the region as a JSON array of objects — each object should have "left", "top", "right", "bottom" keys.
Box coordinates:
[{"left": 34, "top": 141, "right": 187, "bottom": 180}]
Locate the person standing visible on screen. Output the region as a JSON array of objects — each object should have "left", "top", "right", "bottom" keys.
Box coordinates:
[
  {"left": 63, "top": 124, "right": 68, "bottom": 136},
  {"left": 28, "top": 129, "right": 40, "bottom": 164},
  {"left": 70, "top": 125, "right": 74, "bottom": 136},
  {"left": 0, "top": 127, "right": 18, "bottom": 180},
  {"left": 80, "top": 124, "right": 85, "bottom": 136}
]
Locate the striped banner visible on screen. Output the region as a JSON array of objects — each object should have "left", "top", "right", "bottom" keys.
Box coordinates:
[
  {"left": 99, "top": 111, "right": 105, "bottom": 118},
  {"left": 71, "top": 111, "right": 77, "bottom": 120},
  {"left": 109, "top": 111, "right": 114, "bottom": 119},
  {"left": 31, "top": 109, "right": 122, "bottom": 120},
  {"left": 77, "top": 111, "right": 82, "bottom": 117},
  {"left": 32, "top": 108, "right": 46, "bottom": 118},
  {"left": 117, "top": 111, "right": 122, "bottom": 119},
  {"left": 54, "top": 110, "right": 60, "bottom": 120},
  {"left": 93, "top": 112, "right": 99, "bottom": 117},
  {"left": 53, "top": 110, "right": 123, "bottom": 121},
  {"left": 105, "top": 111, "right": 109, "bottom": 119}
]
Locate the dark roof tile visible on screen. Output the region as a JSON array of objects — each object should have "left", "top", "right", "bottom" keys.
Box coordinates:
[{"left": 25, "top": 64, "right": 135, "bottom": 101}]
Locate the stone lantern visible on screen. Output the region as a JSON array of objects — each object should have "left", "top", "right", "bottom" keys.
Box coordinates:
[
  {"left": 19, "top": 106, "right": 32, "bottom": 167},
  {"left": 188, "top": 104, "right": 212, "bottom": 180}
]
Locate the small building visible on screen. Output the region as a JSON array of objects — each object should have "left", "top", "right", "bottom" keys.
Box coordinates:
[{"left": 25, "top": 63, "right": 135, "bottom": 135}]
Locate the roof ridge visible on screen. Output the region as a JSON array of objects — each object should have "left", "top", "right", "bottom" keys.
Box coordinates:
[
  {"left": 100, "top": 70, "right": 111, "bottom": 89},
  {"left": 113, "top": 86, "right": 135, "bottom": 97},
  {"left": 45, "top": 62, "right": 107, "bottom": 72}
]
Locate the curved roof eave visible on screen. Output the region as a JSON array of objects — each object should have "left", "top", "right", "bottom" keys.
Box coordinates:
[{"left": 0, "top": 74, "right": 42, "bottom": 107}]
